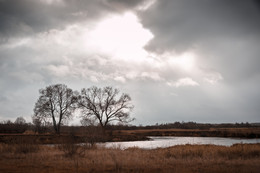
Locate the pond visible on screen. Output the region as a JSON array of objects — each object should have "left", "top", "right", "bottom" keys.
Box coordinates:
[{"left": 102, "top": 136, "right": 260, "bottom": 149}]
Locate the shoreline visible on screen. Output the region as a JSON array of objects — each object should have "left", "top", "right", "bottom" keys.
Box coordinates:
[{"left": 0, "top": 127, "right": 260, "bottom": 144}]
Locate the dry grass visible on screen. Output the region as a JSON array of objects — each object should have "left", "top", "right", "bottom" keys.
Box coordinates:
[
  {"left": 115, "top": 127, "right": 260, "bottom": 138},
  {"left": 0, "top": 136, "right": 40, "bottom": 154},
  {"left": 0, "top": 143, "right": 260, "bottom": 173}
]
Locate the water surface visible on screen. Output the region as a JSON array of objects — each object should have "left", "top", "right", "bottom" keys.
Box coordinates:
[{"left": 103, "top": 136, "right": 260, "bottom": 149}]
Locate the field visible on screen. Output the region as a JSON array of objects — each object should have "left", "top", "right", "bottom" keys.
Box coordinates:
[
  {"left": 0, "top": 143, "right": 260, "bottom": 173},
  {"left": 0, "top": 127, "right": 260, "bottom": 172}
]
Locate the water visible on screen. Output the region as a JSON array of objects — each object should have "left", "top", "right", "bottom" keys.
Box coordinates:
[{"left": 102, "top": 136, "right": 260, "bottom": 149}]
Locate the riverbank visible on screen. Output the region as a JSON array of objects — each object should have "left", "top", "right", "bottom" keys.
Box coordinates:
[
  {"left": 1, "top": 127, "right": 259, "bottom": 144},
  {"left": 112, "top": 127, "right": 260, "bottom": 139},
  {"left": 0, "top": 143, "right": 260, "bottom": 173},
  {"left": 0, "top": 133, "right": 148, "bottom": 144}
]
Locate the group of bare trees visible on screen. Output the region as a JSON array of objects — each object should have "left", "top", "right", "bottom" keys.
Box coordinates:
[
  {"left": 33, "top": 84, "right": 134, "bottom": 134},
  {"left": 0, "top": 117, "right": 28, "bottom": 133}
]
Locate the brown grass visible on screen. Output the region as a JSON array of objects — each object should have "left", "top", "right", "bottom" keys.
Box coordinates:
[
  {"left": 0, "top": 143, "right": 260, "bottom": 173},
  {"left": 114, "top": 127, "right": 260, "bottom": 138}
]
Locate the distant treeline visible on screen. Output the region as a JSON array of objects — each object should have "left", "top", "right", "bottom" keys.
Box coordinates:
[
  {"left": 0, "top": 122, "right": 49, "bottom": 134},
  {"left": 0, "top": 123, "right": 30, "bottom": 134},
  {"left": 0, "top": 119, "right": 259, "bottom": 134},
  {"left": 105, "top": 121, "right": 260, "bottom": 130},
  {"left": 0, "top": 117, "right": 49, "bottom": 134}
]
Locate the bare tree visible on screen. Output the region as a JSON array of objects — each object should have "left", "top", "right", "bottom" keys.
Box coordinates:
[
  {"left": 78, "top": 86, "right": 134, "bottom": 129},
  {"left": 33, "top": 84, "right": 78, "bottom": 134},
  {"left": 14, "top": 116, "right": 26, "bottom": 125}
]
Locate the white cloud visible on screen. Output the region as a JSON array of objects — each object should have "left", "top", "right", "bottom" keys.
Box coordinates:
[
  {"left": 45, "top": 65, "right": 70, "bottom": 77},
  {"left": 114, "top": 76, "right": 126, "bottom": 83},
  {"left": 167, "top": 77, "right": 199, "bottom": 88},
  {"left": 204, "top": 72, "right": 223, "bottom": 85},
  {"left": 90, "top": 76, "right": 99, "bottom": 83},
  {"left": 0, "top": 7, "right": 221, "bottom": 89},
  {"left": 39, "top": 0, "right": 64, "bottom": 5},
  {"left": 136, "top": 0, "right": 157, "bottom": 11},
  {"left": 89, "top": 12, "right": 154, "bottom": 62},
  {"left": 1, "top": 11, "right": 206, "bottom": 86},
  {"left": 2, "top": 37, "right": 32, "bottom": 49},
  {"left": 141, "top": 72, "right": 163, "bottom": 81},
  {"left": 168, "top": 52, "right": 196, "bottom": 71}
]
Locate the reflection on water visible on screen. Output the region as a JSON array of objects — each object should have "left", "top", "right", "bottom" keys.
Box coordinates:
[{"left": 103, "top": 136, "right": 260, "bottom": 149}]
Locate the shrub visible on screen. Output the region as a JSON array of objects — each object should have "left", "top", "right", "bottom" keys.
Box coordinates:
[{"left": 57, "top": 132, "right": 86, "bottom": 158}]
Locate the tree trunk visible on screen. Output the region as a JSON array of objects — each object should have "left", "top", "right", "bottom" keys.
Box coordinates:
[
  {"left": 100, "top": 124, "right": 107, "bottom": 138},
  {"left": 52, "top": 116, "right": 58, "bottom": 134},
  {"left": 57, "top": 121, "right": 61, "bottom": 134}
]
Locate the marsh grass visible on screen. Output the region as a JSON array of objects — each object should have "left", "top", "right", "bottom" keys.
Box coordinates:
[
  {"left": 0, "top": 143, "right": 260, "bottom": 172},
  {"left": 56, "top": 131, "right": 99, "bottom": 158},
  {"left": 0, "top": 137, "right": 39, "bottom": 154}
]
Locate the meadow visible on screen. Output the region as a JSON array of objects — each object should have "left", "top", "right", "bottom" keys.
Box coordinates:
[
  {"left": 1, "top": 126, "right": 260, "bottom": 172},
  {"left": 0, "top": 142, "right": 260, "bottom": 173}
]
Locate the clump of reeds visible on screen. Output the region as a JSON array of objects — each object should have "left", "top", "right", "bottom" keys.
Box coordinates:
[
  {"left": 0, "top": 137, "right": 39, "bottom": 154},
  {"left": 56, "top": 130, "right": 98, "bottom": 158},
  {"left": 217, "top": 143, "right": 260, "bottom": 159}
]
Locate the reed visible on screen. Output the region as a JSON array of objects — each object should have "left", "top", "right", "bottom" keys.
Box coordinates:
[{"left": 0, "top": 143, "right": 260, "bottom": 173}]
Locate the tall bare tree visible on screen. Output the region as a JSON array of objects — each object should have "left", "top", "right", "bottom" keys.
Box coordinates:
[
  {"left": 33, "top": 84, "right": 77, "bottom": 134},
  {"left": 78, "top": 86, "right": 134, "bottom": 129},
  {"left": 14, "top": 116, "right": 26, "bottom": 125}
]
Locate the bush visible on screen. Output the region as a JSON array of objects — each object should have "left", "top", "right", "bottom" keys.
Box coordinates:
[
  {"left": 57, "top": 132, "right": 86, "bottom": 158},
  {"left": 58, "top": 142, "right": 80, "bottom": 157}
]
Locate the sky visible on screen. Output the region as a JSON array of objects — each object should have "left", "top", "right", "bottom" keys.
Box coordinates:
[{"left": 0, "top": 0, "right": 260, "bottom": 125}]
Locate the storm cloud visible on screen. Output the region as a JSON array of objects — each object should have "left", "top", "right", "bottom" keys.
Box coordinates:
[{"left": 0, "top": 0, "right": 260, "bottom": 124}]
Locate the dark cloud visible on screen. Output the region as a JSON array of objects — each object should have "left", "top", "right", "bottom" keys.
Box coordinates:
[
  {"left": 133, "top": 0, "right": 260, "bottom": 123},
  {"left": 105, "top": 0, "right": 145, "bottom": 9},
  {"left": 0, "top": 0, "right": 260, "bottom": 124},
  {"left": 139, "top": 0, "right": 260, "bottom": 53},
  {"left": 136, "top": 0, "right": 260, "bottom": 88},
  {"left": 0, "top": 0, "right": 147, "bottom": 41}
]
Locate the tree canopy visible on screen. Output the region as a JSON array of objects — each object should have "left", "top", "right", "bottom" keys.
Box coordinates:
[
  {"left": 33, "top": 84, "right": 78, "bottom": 134},
  {"left": 14, "top": 116, "right": 26, "bottom": 125},
  {"left": 78, "top": 86, "right": 134, "bottom": 128}
]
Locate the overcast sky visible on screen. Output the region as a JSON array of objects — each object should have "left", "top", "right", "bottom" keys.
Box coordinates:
[{"left": 1, "top": 0, "right": 260, "bottom": 125}]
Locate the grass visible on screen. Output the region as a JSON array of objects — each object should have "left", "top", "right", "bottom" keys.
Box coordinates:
[
  {"left": 114, "top": 127, "right": 260, "bottom": 138},
  {"left": 0, "top": 143, "right": 260, "bottom": 173}
]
